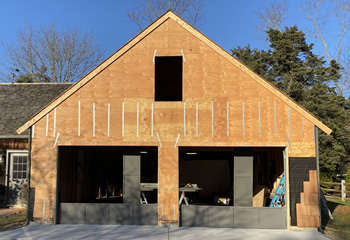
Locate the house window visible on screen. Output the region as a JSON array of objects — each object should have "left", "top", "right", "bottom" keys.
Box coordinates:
[
  {"left": 155, "top": 56, "right": 183, "bottom": 101},
  {"left": 12, "top": 155, "right": 27, "bottom": 180}
]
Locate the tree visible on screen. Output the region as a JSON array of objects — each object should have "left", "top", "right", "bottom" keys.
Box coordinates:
[
  {"left": 255, "top": 0, "right": 287, "bottom": 40},
  {"left": 2, "top": 22, "right": 104, "bottom": 83},
  {"left": 233, "top": 26, "right": 341, "bottom": 101},
  {"left": 232, "top": 26, "right": 350, "bottom": 174},
  {"left": 128, "top": 0, "right": 204, "bottom": 31},
  {"left": 300, "top": 0, "right": 350, "bottom": 96}
]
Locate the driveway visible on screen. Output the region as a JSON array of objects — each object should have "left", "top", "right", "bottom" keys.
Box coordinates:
[{"left": 0, "top": 224, "right": 331, "bottom": 240}]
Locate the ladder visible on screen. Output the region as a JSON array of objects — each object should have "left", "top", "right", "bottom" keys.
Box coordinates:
[{"left": 270, "top": 173, "right": 285, "bottom": 207}]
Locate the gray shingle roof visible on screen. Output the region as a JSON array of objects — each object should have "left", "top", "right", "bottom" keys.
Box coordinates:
[{"left": 0, "top": 83, "right": 72, "bottom": 137}]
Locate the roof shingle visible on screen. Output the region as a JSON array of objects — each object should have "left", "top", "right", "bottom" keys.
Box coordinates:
[{"left": 0, "top": 83, "right": 72, "bottom": 137}]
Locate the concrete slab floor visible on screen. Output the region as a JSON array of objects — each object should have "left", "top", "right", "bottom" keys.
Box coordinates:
[{"left": 0, "top": 224, "right": 331, "bottom": 240}]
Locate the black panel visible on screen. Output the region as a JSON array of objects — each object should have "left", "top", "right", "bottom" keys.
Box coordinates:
[
  {"left": 60, "top": 203, "right": 157, "bottom": 225},
  {"left": 181, "top": 205, "right": 286, "bottom": 229},
  {"left": 234, "top": 148, "right": 253, "bottom": 206},
  {"left": 28, "top": 188, "right": 35, "bottom": 222},
  {"left": 123, "top": 155, "right": 140, "bottom": 204},
  {"left": 289, "top": 157, "right": 316, "bottom": 226},
  {"left": 155, "top": 56, "right": 182, "bottom": 101}
]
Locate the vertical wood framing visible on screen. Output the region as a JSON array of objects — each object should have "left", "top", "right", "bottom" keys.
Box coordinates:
[{"left": 284, "top": 148, "right": 291, "bottom": 229}]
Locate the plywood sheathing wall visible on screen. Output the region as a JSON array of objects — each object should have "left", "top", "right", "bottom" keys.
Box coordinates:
[{"left": 29, "top": 17, "right": 317, "bottom": 222}]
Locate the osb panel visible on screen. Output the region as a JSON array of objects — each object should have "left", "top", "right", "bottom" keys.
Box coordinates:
[
  {"left": 158, "top": 144, "right": 179, "bottom": 223},
  {"left": 30, "top": 18, "right": 316, "bottom": 149},
  {"left": 31, "top": 117, "right": 57, "bottom": 220},
  {"left": 296, "top": 170, "right": 320, "bottom": 227}
]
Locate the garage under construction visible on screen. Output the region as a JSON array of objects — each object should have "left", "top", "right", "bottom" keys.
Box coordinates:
[{"left": 17, "top": 11, "right": 331, "bottom": 229}]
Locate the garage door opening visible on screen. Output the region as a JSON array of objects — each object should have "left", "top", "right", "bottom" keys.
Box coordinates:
[
  {"left": 179, "top": 147, "right": 286, "bottom": 228},
  {"left": 179, "top": 148, "right": 234, "bottom": 206},
  {"left": 57, "top": 146, "right": 158, "bottom": 225}
]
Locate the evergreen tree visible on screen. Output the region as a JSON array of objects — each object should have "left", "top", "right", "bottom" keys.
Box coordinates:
[{"left": 231, "top": 26, "right": 350, "bottom": 176}]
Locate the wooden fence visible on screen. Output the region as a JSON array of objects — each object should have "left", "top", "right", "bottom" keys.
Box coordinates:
[{"left": 320, "top": 180, "right": 350, "bottom": 201}]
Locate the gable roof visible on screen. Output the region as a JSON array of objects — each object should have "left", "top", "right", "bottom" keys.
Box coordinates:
[
  {"left": 0, "top": 83, "right": 72, "bottom": 137},
  {"left": 16, "top": 10, "right": 332, "bottom": 135}
]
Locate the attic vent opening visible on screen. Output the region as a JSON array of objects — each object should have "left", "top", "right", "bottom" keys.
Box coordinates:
[{"left": 155, "top": 56, "right": 183, "bottom": 101}]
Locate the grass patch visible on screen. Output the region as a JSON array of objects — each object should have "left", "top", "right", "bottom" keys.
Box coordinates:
[
  {"left": 0, "top": 210, "right": 26, "bottom": 232},
  {"left": 322, "top": 197, "right": 350, "bottom": 240}
]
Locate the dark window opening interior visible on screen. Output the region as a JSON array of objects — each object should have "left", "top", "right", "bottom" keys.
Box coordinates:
[
  {"left": 179, "top": 147, "right": 284, "bottom": 207},
  {"left": 253, "top": 148, "right": 284, "bottom": 207},
  {"left": 59, "top": 146, "right": 158, "bottom": 204},
  {"left": 155, "top": 56, "right": 182, "bottom": 101},
  {"left": 179, "top": 148, "right": 234, "bottom": 206}
]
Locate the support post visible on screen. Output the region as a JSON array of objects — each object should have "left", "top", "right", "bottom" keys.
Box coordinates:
[
  {"left": 341, "top": 180, "right": 346, "bottom": 201},
  {"left": 26, "top": 127, "right": 33, "bottom": 225}
]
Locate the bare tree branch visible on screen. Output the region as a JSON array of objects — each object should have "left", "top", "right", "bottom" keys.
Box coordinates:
[
  {"left": 255, "top": 0, "right": 287, "bottom": 40},
  {"left": 300, "top": 0, "right": 350, "bottom": 96},
  {"left": 128, "top": 0, "right": 204, "bottom": 31},
  {"left": 1, "top": 22, "right": 104, "bottom": 83}
]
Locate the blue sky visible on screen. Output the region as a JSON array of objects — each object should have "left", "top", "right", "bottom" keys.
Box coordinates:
[{"left": 0, "top": 0, "right": 342, "bottom": 74}]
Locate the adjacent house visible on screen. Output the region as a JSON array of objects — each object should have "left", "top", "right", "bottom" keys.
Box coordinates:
[
  {"left": 0, "top": 83, "right": 71, "bottom": 206},
  {"left": 17, "top": 11, "right": 331, "bottom": 229}
]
